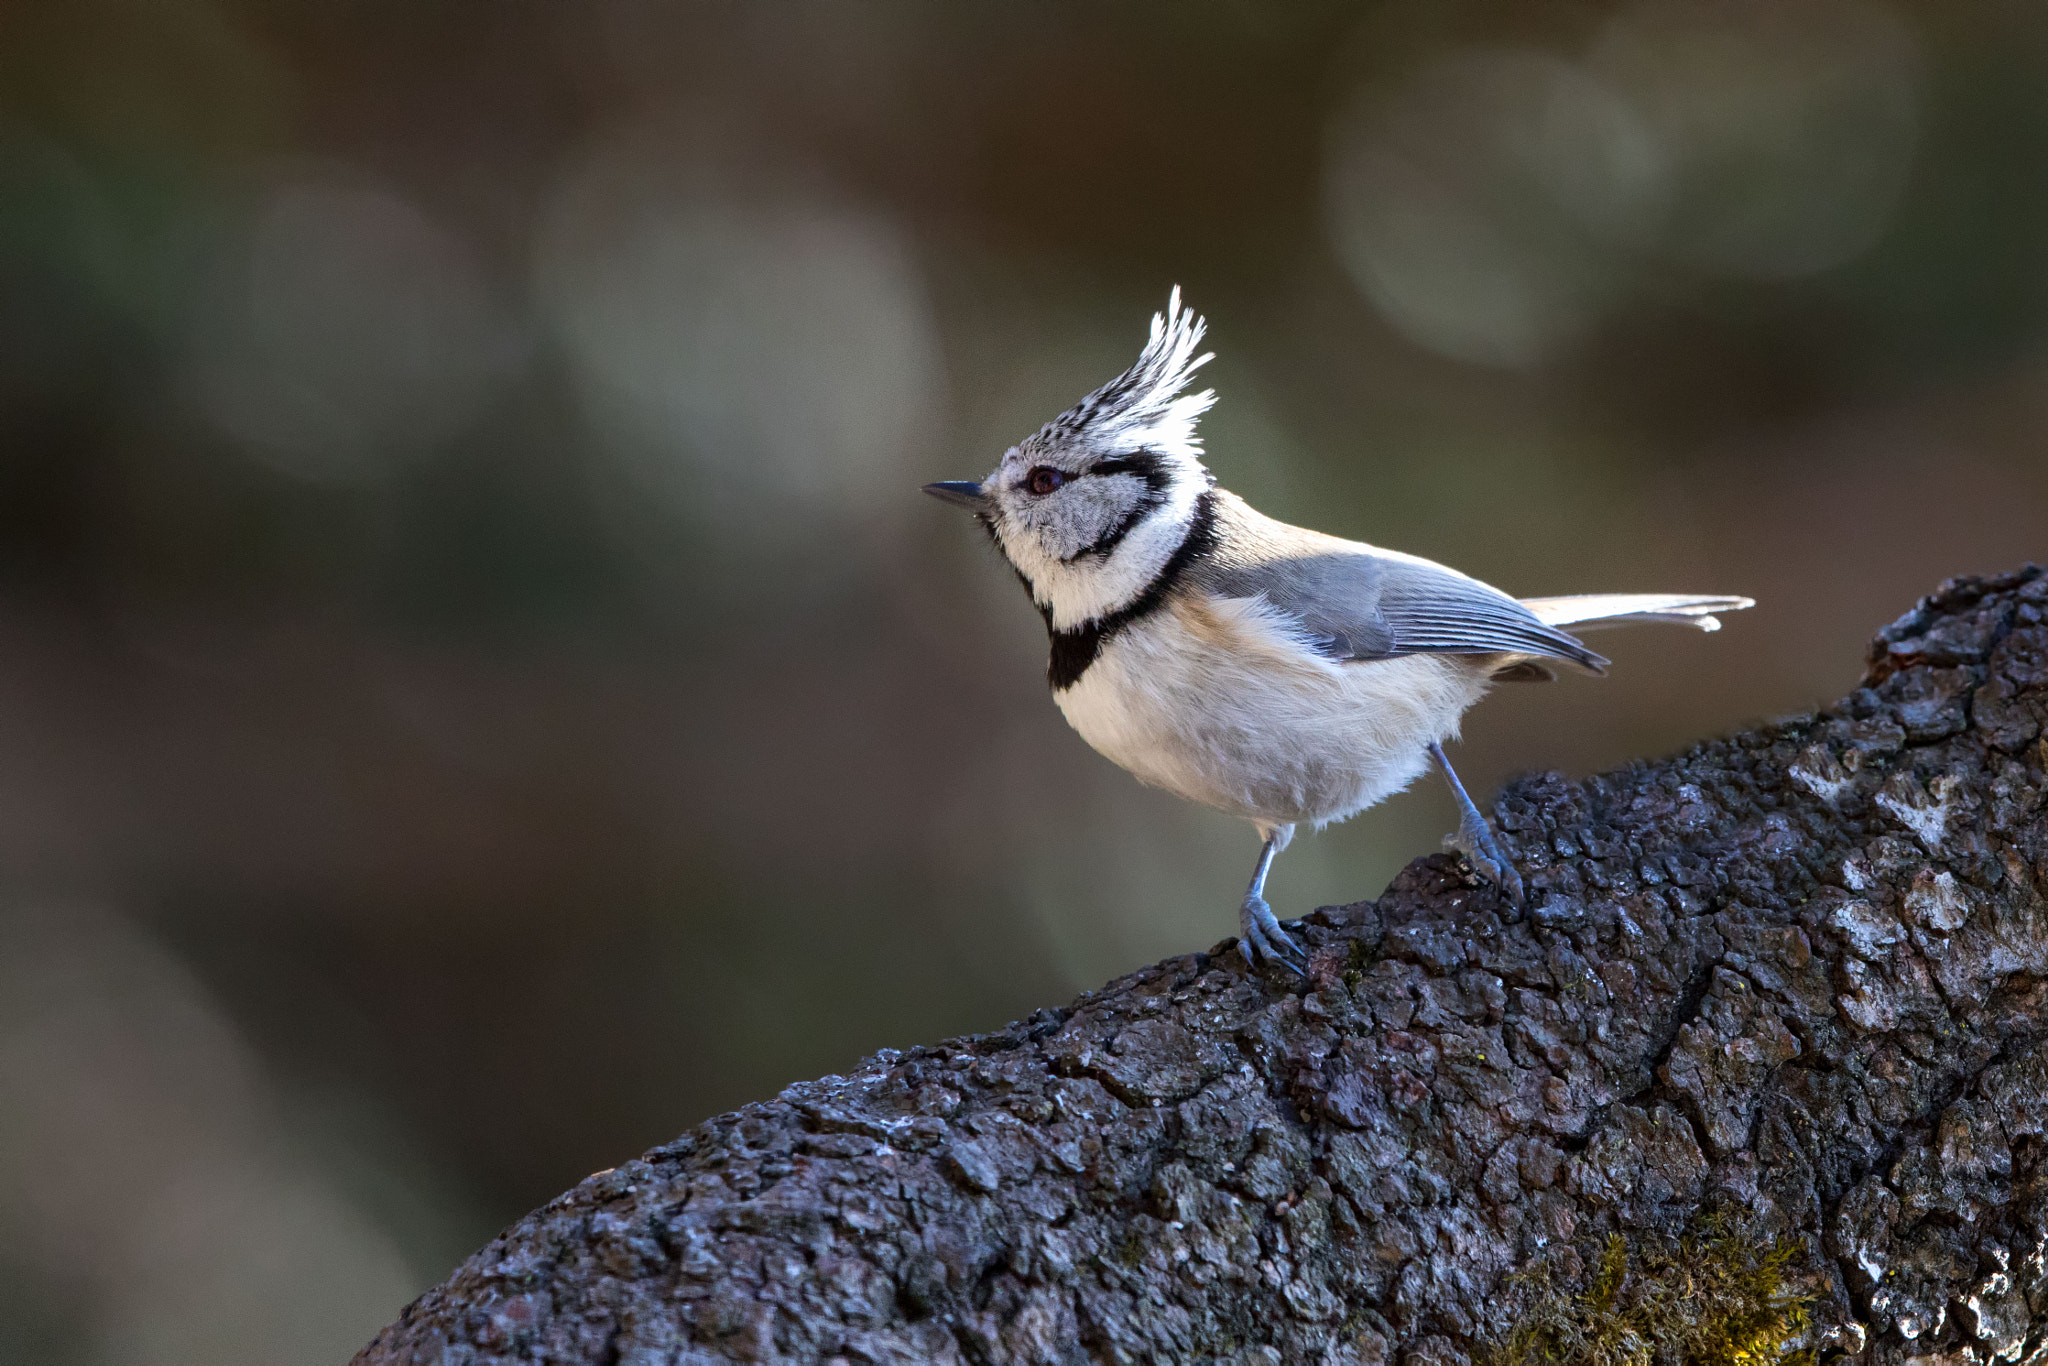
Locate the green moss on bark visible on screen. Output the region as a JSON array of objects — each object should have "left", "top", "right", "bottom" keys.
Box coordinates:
[{"left": 1489, "top": 1224, "right": 1813, "bottom": 1366}]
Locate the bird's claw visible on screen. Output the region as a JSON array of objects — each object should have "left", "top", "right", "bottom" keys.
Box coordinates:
[
  {"left": 1450, "top": 812, "right": 1526, "bottom": 908},
  {"left": 1239, "top": 894, "right": 1309, "bottom": 976}
]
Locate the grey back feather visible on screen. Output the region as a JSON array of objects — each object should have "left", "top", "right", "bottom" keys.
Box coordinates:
[{"left": 1200, "top": 551, "right": 1610, "bottom": 673}]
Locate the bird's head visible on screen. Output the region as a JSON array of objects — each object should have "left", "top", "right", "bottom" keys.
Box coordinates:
[{"left": 924, "top": 288, "right": 1217, "bottom": 631}]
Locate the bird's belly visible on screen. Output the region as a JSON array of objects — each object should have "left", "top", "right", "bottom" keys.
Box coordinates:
[{"left": 1054, "top": 609, "right": 1490, "bottom": 828}]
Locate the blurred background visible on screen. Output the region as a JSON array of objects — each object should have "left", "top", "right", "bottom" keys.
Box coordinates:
[{"left": 1, "top": 0, "right": 2044, "bottom": 1358}]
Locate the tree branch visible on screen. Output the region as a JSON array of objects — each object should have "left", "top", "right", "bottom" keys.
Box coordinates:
[{"left": 357, "top": 565, "right": 2048, "bottom": 1366}]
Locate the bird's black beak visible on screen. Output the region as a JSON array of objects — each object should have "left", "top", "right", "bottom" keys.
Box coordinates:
[{"left": 922, "top": 481, "right": 990, "bottom": 513}]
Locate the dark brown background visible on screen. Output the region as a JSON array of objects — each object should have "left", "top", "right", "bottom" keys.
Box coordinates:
[{"left": 0, "top": 2, "right": 2043, "bottom": 1360}]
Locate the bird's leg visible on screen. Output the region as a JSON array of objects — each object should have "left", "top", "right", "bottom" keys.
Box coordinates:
[
  {"left": 1238, "top": 831, "right": 1307, "bottom": 976},
  {"left": 1429, "top": 740, "right": 1526, "bottom": 907}
]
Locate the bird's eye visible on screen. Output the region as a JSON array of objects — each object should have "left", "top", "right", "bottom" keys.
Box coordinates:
[{"left": 1025, "top": 466, "right": 1066, "bottom": 496}]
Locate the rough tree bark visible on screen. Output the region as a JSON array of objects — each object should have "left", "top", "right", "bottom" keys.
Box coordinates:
[{"left": 359, "top": 565, "right": 2048, "bottom": 1366}]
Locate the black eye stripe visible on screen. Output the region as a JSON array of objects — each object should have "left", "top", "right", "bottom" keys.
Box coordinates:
[
  {"left": 1016, "top": 452, "right": 1171, "bottom": 496},
  {"left": 1087, "top": 451, "right": 1172, "bottom": 494}
]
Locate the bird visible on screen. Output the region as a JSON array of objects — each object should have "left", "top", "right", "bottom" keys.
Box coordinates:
[{"left": 923, "top": 289, "right": 1751, "bottom": 974}]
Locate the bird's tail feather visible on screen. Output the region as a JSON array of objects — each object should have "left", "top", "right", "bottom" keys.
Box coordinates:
[{"left": 1518, "top": 593, "right": 1754, "bottom": 634}]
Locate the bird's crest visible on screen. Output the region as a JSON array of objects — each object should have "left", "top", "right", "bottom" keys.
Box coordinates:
[{"left": 1046, "top": 287, "right": 1216, "bottom": 461}]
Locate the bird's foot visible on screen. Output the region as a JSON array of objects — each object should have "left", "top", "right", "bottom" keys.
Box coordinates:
[
  {"left": 1448, "top": 812, "right": 1526, "bottom": 908},
  {"left": 1239, "top": 894, "right": 1308, "bottom": 976}
]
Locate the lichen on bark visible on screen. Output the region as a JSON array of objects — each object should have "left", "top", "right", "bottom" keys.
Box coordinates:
[{"left": 358, "top": 565, "right": 2048, "bottom": 1366}]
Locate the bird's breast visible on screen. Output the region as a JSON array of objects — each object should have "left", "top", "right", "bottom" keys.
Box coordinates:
[{"left": 1053, "top": 593, "right": 1490, "bottom": 826}]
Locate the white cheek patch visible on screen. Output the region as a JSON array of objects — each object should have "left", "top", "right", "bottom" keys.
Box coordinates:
[
  {"left": 1001, "top": 478, "right": 1202, "bottom": 630},
  {"left": 1015, "top": 474, "right": 1153, "bottom": 562},
  {"left": 1066, "top": 479, "right": 1149, "bottom": 558}
]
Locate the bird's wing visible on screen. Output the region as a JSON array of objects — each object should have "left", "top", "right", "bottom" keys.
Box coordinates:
[
  {"left": 1519, "top": 593, "right": 1754, "bottom": 633},
  {"left": 1202, "top": 550, "right": 1609, "bottom": 673}
]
